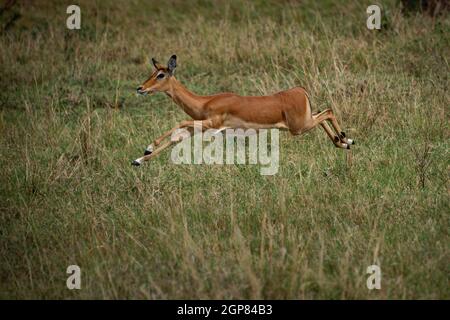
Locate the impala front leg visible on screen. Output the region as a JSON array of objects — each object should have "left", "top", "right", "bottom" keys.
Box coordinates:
[
  {"left": 143, "top": 120, "right": 198, "bottom": 156},
  {"left": 133, "top": 119, "right": 217, "bottom": 166},
  {"left": 132, "top": 139, "right": 176, "bottom": 166}
]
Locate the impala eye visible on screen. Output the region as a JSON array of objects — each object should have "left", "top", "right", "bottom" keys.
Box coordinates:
[{"left": 157, "top": 73, "right": 165, "bottom": 79}]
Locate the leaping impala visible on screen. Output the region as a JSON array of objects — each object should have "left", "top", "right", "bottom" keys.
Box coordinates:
[{"left": 132, "top": 55, "right": 354, "bottom": 166}]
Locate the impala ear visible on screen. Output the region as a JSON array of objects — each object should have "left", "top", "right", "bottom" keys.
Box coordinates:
[
  {"left": 167, "top": 55, "right": 177, "bottom": 75},
  {"left": 151, "top": 58, "right": 162, "bottom": 70}
]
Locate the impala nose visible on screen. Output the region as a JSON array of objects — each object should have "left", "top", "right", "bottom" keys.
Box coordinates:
[{"left": 136, "top": 86, "right": 143, "bottom": 93}]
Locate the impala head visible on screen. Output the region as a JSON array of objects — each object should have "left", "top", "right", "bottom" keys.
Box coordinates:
[{"left": 136, "top": 55, "right": 177, "bottom": 95}]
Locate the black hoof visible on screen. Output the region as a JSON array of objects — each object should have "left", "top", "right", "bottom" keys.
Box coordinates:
[
  {"left": 144, "top": 149, "right": 152, "bottom": 156},
  {"left": 131, "top": 160, "right": 141, "bottom": 166},
  {"left": 346, "top": 144, "right": 351, "bottom": 150}
]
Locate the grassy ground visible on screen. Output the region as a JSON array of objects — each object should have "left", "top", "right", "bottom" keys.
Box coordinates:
[{"left": 0, "top": 0, "right": 448, "bottom": 299}]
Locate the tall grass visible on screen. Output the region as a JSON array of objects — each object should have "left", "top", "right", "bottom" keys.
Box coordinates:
[{"left": 0, "top": 0, "right": 448, "bottom": 299}]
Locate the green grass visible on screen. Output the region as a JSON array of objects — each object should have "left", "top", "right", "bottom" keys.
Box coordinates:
[{"left": 0, "top": 0, "right": 448, "bottom": 299}]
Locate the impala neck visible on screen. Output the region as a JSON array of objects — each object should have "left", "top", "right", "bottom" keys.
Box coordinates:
[{"left": 165, "top": 77, "right": 207, "bottom": 120}]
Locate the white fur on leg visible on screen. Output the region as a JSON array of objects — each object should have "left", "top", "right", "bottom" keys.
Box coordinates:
[
  {"left": 132, "top": 157, "right": 143, "bottom": 166},
  {"left": 213, "top": 127, "right": 231, "bottom": 135},
  {"left": 145, "top": 144, "right": 154, "bottom": 153},
  {"left": 347, "top": 139, "right": 354, "bottom": 145}
]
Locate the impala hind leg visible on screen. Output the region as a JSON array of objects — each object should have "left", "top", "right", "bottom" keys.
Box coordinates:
[
  {"left": 283, "top": 110, "right": 345, "bottom": 149},
  {"left": 325, "top": 110, "right": 354, "bottom": 145},
  {"left": 313, "top": 109, "right": 354, "bottom": 146},
  {"left": 312, "top": 110, "right": 349, "bottom": 149},
  {"left": 319, "top": 121, "right": 349, "bottom": 149}
]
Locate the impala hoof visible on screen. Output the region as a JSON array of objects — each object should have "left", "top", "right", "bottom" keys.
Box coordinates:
[
  {"left": 347, "top": 139, "right": 355, "bottom": 145},
  {"left": 144, "top": 145, "right": 154, "bottom": 156},
  {"left": 131, "top": 160, "right": 141, "bottom": 166}
]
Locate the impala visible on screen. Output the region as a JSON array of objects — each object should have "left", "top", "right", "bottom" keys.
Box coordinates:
[{"left": 132, "top": 55, "right": 354, "bottom": 166}]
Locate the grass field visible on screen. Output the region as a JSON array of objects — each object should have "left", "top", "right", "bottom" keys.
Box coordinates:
[{"left": 0, "top": 0, "right": 448, "bottom": 299}]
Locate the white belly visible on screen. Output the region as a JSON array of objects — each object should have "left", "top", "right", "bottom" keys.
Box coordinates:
[{"left": 223, "top": 116, "right": 288, "bottom": 130}]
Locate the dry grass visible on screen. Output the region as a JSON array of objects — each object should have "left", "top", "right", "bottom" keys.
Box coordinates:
[{"left": 0, "top": 0, "right": 448, "bottom": 299}]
